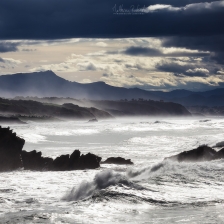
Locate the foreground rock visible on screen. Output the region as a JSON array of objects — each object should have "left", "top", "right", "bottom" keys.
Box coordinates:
[
  {"left": 0, "top": 127, "right": 25, "bottom": 171},
  {"left": 0, "top": 126, "right": 102, "bottom": 172},
  {"left": 165, "top": 145, "right": 224, "bottom": 162},
  {"left": 101, "top": 157, "right": 133, "bottom": 165}
]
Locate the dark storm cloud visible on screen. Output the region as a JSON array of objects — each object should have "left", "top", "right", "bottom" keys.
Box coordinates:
[
  {"left": 162, "top": 35, "right": 224, "bottom": 64},
  {"left": 121, "top": 46, "right": 209, "bottom": 57},
  {"left": 123, "top": 46, "right": 161, "bottom": 56},
  {"left": 163, "top": 35, "right": 224, "bottom": 52},
  {"left": 0, "top": 42, "right": 19, "bottom": 52},
  {"left": 0, "top": 0, "right": 223, "bottom": 39},
  {"left": 210, "top": 52, "right": 224, "bottom": 64},
  {"left": 156, "top": 62, "right": 209, "bottom": 77}
]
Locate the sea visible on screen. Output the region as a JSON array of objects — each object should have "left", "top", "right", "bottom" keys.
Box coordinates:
[{"left": 1, "top": 117, "right": 224, "bottom": 223}]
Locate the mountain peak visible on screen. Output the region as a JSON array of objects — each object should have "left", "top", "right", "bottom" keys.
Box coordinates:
[{"left": 31, "top": 70, "right": 57, "bottom": 76}]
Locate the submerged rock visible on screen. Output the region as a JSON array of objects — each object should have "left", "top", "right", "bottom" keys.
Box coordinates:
[
  {"left": 102, "top": 157, "right": 133, "bottom": 165},
  {"left": 0, "top": 127, "right": 25, "bottom": 171},
  {"left": 88, "top": 118, "right": 98, "bottom": 122},
  {"left": 165, "top": 145, "right": 224, "bottom": 162}
]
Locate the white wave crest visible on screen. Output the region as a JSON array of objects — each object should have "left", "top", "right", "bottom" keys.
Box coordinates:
[{"left": 62, "top": 170, "right": 142, "bottom": 201}]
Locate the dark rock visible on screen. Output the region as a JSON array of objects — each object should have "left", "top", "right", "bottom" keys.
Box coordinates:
[
  {"left": 0, "top": 126, "right": 102, "bottom": 172},
  {"left": 165, "top": 145, "right": 217, "bottom": 162},
  {"left": 20, "top": 149, "right": 101, "bottom": 171},
  {"left": 215, "top": 148, "right": 224, "bottom": 159},
  {"left": 88, "top": 118, "right": 98, "bottom": 122},
  {"left": 52, "top": 154, "right": 70, "bottom": 171},
  {"left": 69, "top": 149, "right": 81, "bottom": 169},
  {"left": 215, "top": 141, "right": 224, "bottom": 148},
  {"left": 102, "top": 157, "right": 134, "bottom": 165},
  {"left": 21, "top": 150, "right": 53, "bottom": 171},
  {"left": 199, "top": 119, "right": 210, "bottom": 123},
  {"left": 76, "top": 153, "right": 101, "bottom": 169},
  {"left": 0, "top": 126, "right": 25, "bottom": 171},
  {"left": 52, "top": 150, "right": 101, "bottom": 171}
]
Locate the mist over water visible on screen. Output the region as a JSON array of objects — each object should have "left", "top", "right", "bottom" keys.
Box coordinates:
[{"left": 1, "top": 117, "right": 224, "bottom": 223}]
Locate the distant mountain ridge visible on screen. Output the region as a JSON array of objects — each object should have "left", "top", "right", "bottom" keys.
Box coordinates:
[
  {"left": 0, "top": 71, "right": 158, "bottom": 100},
  {"left": 0, "top": 70, "right": 224, "bottom": 106}
]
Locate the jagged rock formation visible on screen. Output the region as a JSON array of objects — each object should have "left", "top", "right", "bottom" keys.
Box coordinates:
[
  {"left": 101, "top": 157, "right": 133, "bottom": 165},
  {"left": 0, "top": 127, "right": 101, "bottom": 172},
  {"left": 21, "top": 150, "right": 53, "bottom": 171},
  {"left": 49, "top": 150, "right": 101, "bottom": 171},
  {"left": 21, "top": 149, "right": 101, "bottom": 171},
  {"left": 0, "top": 127, "right": 25, "bottom": 171},
  {"left": 165, "top": 145, "right": 224, "bottom": 162}
]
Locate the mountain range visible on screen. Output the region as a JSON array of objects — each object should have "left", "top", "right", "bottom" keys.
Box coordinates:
[{"left": 0, "top": 70, "right": 224, "bottom": 106}]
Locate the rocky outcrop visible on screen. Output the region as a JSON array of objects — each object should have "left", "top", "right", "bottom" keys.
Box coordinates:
[
  {"left": 165, "top": 145, "right": 224, "bottom": 162},
  {"left": 75, "top": 153, "right": 102, "bottom": 169},
  {"left": 0, "top": 126, "right": 102, "bottom": 172},
  {"left": 21, "top": 150, "right": 101, "bottom": 171},
  {"left": 101, "top": 157, "right": 133, "bottom": 165},
  {"left": 0, "top": 127, "right": 25, "bottom": 171},
  {"left": 21, "top": 150, "right": 53, "bottom": 170},
  {"left": 21, "top": 150, "right": 100, "bottom": 171},
  {"left": 51, "top": 151, "right": 101, "bottom": 171}
]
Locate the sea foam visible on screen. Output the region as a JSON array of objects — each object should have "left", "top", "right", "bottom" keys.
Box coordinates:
[{"left": 62, "top": 170, "right": 143, "bottom": 201}]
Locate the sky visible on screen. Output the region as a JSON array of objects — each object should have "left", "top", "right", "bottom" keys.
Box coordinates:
[{"left": 0, "top": 0, "right": 224, "bottom": 91}]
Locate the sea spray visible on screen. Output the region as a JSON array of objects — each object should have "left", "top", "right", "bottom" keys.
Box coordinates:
[
  {"left": 62, "top": 169, "right": 143, "bottom": 201},
  {"left": 63, "top": 159, "right": 224, "bottom": 202},
  {"left": 63, "top": 161, "right": 174, "bottom": 202}
]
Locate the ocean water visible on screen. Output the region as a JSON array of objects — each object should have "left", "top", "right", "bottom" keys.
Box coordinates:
[{"left": 1, "top": 117, "right": 224, "bottom": 223}]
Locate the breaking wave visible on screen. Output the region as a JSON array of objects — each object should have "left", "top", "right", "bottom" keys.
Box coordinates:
[
  {"left": 63, "top": 159, "right": 224, "bottom": 205},
  {"left": 62, "top": 170, "right": 143, "bottom": 201}
]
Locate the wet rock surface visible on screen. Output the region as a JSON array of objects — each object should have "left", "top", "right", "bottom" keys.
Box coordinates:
[
  {"left": 0, "top": 127, "right": 25, "bottom": 172},
  {"left": 22, "top": 150, "right": 101, "bottom": 171},
  {"left": 0, "top": 127, "right": 101, "bottom": 172},
  {"left": 101, "top": 157, "right": 133, "bottom": 165},
  {"left": 21, "top": 150, "right": 53, "bottom": 171},
  {"left": 166, "top": 145, "right": 224, "bottom": 162}
]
